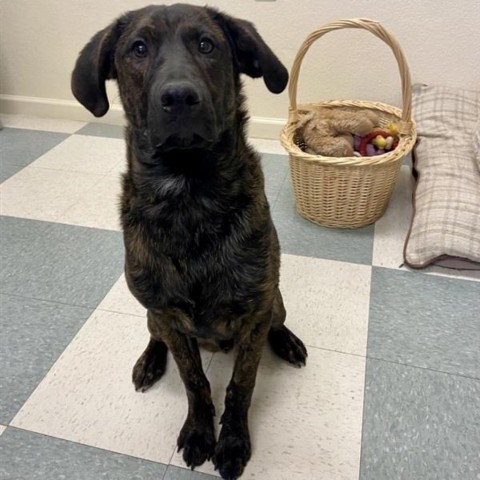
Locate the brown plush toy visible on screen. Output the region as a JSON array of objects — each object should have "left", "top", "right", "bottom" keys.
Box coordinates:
[{"left": 298, "top": 107, "right": 379, "bottom": 157}]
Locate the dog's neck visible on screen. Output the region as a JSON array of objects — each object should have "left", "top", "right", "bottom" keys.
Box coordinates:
[{"left": 124, "top": 103, "right": 253, "bottom": 202}]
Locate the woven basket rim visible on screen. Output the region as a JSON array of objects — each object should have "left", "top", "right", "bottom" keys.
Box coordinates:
[{"left": 280, "top": 99, "right": 417, "bottom": 167}]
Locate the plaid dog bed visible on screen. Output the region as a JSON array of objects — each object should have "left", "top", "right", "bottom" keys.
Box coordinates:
[{"left": 404, "top": 84, "right": 480, "bottom": 269}]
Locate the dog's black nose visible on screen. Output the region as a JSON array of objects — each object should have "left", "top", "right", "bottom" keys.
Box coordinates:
[{"left": 160, "top": 83, "right": 200, "bottom": 114}]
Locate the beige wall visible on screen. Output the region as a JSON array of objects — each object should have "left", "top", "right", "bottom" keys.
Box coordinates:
[{"left": 1, "top": 0, "right": 479, "bottom": 137}]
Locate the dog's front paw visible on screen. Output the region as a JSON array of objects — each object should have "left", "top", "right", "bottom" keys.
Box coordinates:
[
  {"left": 268, "top": 325, "right": 308, "bottom": 367},
  {"left": 177, "top": 416, "right": 216, "bottom": 469},
  {"left": 132, "top": 341, "right": 168, "bottom": 392},
  {"left": 213, "top": 425, "right": 251, "bottom": 480}
]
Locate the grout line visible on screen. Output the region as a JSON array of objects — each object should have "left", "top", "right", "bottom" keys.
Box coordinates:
[
  {"left": 5, "top": 425, "right": 171, "bottom": 469},
  {"left": 0, "top": 213, "right": 122, "bottom": 233},
  {"left": 166, "top": 444, "right": 178, "bottom": 468},
  {"left": 280, "top": 252, "right": 373, "bottom": 270},
  {"left": 0, "top": 161, "right": 47, "bottom": 170},
  {"left": 160, "top": 461, "right": 169, "bottom": 480},
  {"left": 1, "top": 288, "right": 147, "bottom": 321},
  {"left": 372, "top": 263, "right": 480, "bottom": 283},
  {"left": 270, "top": 168, "right": 289, "bottom": 211},
  {"left": 204, "top": 352, "right": 216, "bottom": 374},
  {"left": 0, "top": 126, "right": 76, "bottom": 137},
  {"left": 297, "top": 341, "right": 480, "bottom": 382},
  {"left": 26, "top": 164, "right": 106, "bottom": 176},
  {"left": 304, "top": 343, "right": 368, "bottom": 360},
  {"left": 0, "top": 290, "right": 96, "bottom": 311},
  {"left": 41, "top": 218, "right": 122, "bottom": 233},
  {"left": 357, "top": 263, "right": 374, "bottom": 479},
  {"left": 0, "top": 117, "right": 88, "bottom": 135},
  {"left": 365, "top": 354, "right": 480, "bottom": 382},
  {"left": 96, "top": 307, "right": 145, "bottom": 318},
  {"left": 358, "top": 358, "right": 368, "bottom": 480},
  {"left": 270, "top": 168, "right": 289, "bottom": 213}
]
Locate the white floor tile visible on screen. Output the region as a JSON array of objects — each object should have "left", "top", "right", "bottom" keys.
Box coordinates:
[
  {"left": 249, "top": 137, "right": 287, "bottom": 155},
  {"left": 0, "top": 114, "right": 86, "bottom": 134},
  {"left": 59, "top": 174, "right": 123, "bottom": 231},
  {"left": 31, "top": 135, "right": 125, "bottom": 175},
  {"left": 171, "top": 346, "right": 366, "bottom": 480},
  {"left": 372, "top": 165, "right": 413, "bottom": 270},
  {"left": 97, "top": 274, "right": 147, "bottom": 318},
  {"left": 280, "top": 254, "right": 371, "bottom": 356},
  {"left": 0, "top": 167, "right": 103, "bottom": 222},
  {"left": 11, "top": 309, "right": 213, "bottom": 464}
]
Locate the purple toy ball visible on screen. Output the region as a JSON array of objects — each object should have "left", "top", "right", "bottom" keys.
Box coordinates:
[{"left": 365, "top": 144, "right": 376, "bottom": 156}]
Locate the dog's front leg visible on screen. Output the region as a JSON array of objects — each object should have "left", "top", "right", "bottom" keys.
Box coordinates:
[
  {"left": 148, "top": 308, "right": 216, "bottom": 469},
  {"left": 213, "top": 313, "right": 271, "bottom": 480}
]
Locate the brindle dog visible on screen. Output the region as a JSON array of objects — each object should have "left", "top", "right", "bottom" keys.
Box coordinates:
[{"left": 71, "top": 4, "right": 307, "bottom": 479}]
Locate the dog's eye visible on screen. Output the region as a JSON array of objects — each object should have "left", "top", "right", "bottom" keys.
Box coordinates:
[
  {"left": 132, "top": 41, "right": 148, "bottom": 58},
  {"left": 198, "top": 38, "right": 214, "bottom": 54}
]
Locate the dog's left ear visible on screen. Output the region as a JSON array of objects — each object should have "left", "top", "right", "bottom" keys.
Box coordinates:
[{"left": 211, "top": 10, "right": 288, "bottom": 94}]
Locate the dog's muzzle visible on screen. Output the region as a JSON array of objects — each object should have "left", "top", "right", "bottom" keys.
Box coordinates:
[{"left": 148, "top": 81, "right": 217, "bottom": 150}]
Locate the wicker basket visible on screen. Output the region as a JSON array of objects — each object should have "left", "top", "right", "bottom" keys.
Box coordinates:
[{"left": 280, "top": 18, "right": 417, "bottom": 228}]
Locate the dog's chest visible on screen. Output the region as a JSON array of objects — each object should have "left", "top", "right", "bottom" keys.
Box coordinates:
[
  {"left": 124, "top": 189, "right": 269, "bottom": 326},
  {"left": 126, "top": 236, "right": 265, "bottom": 339}
]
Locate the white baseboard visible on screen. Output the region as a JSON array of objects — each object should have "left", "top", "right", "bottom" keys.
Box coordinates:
[
  {"left": 0, "top": 94, "right": 286, "bottom": 140},
  {"left": 0, "top": 94, "right": 125, "bottom": 126}
]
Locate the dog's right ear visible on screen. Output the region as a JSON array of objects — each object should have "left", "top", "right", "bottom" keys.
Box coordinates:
[
  {"left": 71, "top": 16, "right": 128, "bottom": 117},
  {"left": 209, "top": 10, "right": 288, "bottom": 94}
]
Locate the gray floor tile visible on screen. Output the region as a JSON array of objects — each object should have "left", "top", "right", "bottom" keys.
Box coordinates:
[
  {"left": 164, "top": 465, "right": 219, "bottom": 480},
  {"left": 0, "top": 215, "right": 50, "bottom": 250},
  {"left": 0, "top": 294, "right": 92, "bottom": 423},
  {"left": 368, "top": 267, "right": 480, "bottom": 378},
  {"left": 272, "top": 175, "right": 374, "bottom": 264},
  {"left": 0, "top": 428, "right": 168, "bottom": 480},
  {"left": 261, "top": 153, "right": 289, "bottom": 208},
  {"left": 0, "top": 128, "right": 68, "bottom": 168},
  {"left": 360, "top": 359, "right": 480, "bottom": 480},
  {"left": 0, "top": 216, "right": 124, "bottom": 307},
  {"left": 0, "top": 163, "right": 26, "bottom": 183},
  {"left": 76, "top": 123, "right": 125, "bottom": 139}
]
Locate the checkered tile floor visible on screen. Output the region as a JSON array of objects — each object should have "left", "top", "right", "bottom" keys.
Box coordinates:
[{"left": 0, "top": 115, "right": 479, "bottom": 480}]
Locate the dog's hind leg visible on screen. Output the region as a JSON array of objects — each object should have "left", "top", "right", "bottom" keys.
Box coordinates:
[
  {"left": 268, "top": 288, "right": 308, "bottom": 367},
  {"left": 147, "top": 308, "right": 216, "bottom": 469},
  {"left": 132, "top": 335, "right": 168, "bottom": 392}
]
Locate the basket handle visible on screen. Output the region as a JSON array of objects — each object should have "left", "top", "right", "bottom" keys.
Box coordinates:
[{"left": 289, "top": 18, "right": 413, "bottom": 125}]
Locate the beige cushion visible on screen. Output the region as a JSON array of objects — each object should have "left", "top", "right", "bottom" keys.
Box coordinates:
[
  {"left": 404, "top": 84, "right": 480, "bottom": 269},
  {"left": 474, "top": 127, "right": 480, "bottom": 169}
]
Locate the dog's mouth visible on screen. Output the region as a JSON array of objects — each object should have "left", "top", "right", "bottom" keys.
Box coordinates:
[{"left": 159, "top": 133, "right": 210, "bottom": 151}]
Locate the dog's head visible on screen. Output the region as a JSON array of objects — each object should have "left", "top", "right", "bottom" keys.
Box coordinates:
[{"left": 71, "top": 4, "right": 288, "bottom": 152}]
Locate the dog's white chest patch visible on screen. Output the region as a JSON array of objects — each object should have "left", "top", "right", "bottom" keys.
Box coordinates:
[{"left": 155, "top": 175, "right": 188, "bottom": 197}]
